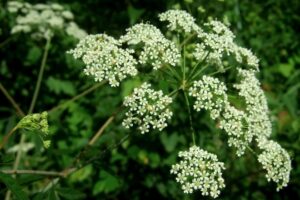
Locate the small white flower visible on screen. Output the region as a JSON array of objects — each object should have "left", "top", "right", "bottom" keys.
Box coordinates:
[
  {"left": 194, "top": 20, "right": 259, "bottom": 70},
  {"left": 189, "top": 76, "right": 228, "bottom": 120},
  {"left": 122, "top": 83, "right": 173, "bottom": 133},
  {"left": 66, "top": 22, "right": 87, "bottom": 39},
  {"left": 7, "top": 1, "right": 85, "bottom": 40},
  {"left": 220, "top": 104, "right": 249, "bottom": 156},
  {"left": 257, "top": 138, "right": 292, "bottom": 191},
  {"left": 120, "top": 23, "right": 180, "bottom": 70},
  {"left": 171, "top": 146, "right": 225, "bottom": 198},
  {"left": 68, "top": 34, "right": 138, "bottom": 87},
  {"left": 159, "top": 10, "right": 200, "bottom": 33},
  {"left": 234, "top": 69, "right": 272, "bottom": 139}
]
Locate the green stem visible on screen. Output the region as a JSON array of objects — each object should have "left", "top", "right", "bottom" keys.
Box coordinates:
[
  {"left": 180, "top": 32, "right": 196, "bottom": 47},
  {"left": 189, "top": 64, "right": 209, "bottom": 81},
  {"left": 28, "top": 37, "right": 51, "bottom": 114},
  {"left": 207, "top": 66, "right": 232, "bottom": 76},
  {"left": 183, "top": 90, "right": 196, "bottom": 145},
  {"left": 168, "top": 88, "right": 181, "bottom": 97},
  {"left": 161, "top": 66, "right": 181, "bottom": 82},
  {"left": 183, "top": 45, "right": 186, "bottom": 81},
  {"left": 187, "top": 52, "right": 209, "bottom": 82},
  {"left": 246, "top": 145, "right": 257, "bottom": 157}
]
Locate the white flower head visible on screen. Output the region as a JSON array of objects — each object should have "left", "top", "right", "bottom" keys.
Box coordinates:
[
  {"left": 257, "top": 138, "right": 292, "bottom": 191},
  {"left": 159, "top": 10, "right": 200, "bottom": 33},
  {"left": 68, "top": 34, "right": 138, "bottom": 87},
  {"left": 171, "top": 146, "right": 225, "bottom": 198},
  {"left": 220, "top": 104, "right": 249, "bottom": 156},
  {"left": 120, "top": 23, "right": 180, "bottom": 70},
  {"left": 194, "top": 20, "right": 259, "bottom": 70},
  {"left": 122, "top": 83, "right": 173, "bottom": 133},
  {"left": 7, "top": 1, "right": 86, "bottom": 40},
  {"left": 189, "top": 76, "right": 228, "bottom": 120},
  {"left": 234, "top": 69, "right": 272, "bottom": 139}
]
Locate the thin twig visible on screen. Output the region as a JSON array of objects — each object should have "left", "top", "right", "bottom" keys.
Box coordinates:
[
  {"left": 0, "top": 126, "right": 18, "bottom": 150},
  {"left": 1, "top": 169, "right": 64, "bottom": 177},
  {"left": 88, "top": 116, "right": 115, "bottom": 145},
  {"left": 0, "top": 83, "right": 25, "bottom": 117},
  {"left": 0, "top": 37, "right": 13, "bottom": 49},
  {"left": 64, "top": 105, "right": 124, "bottom": 172},
  {"left": 48, "top": 81, "right": 106, "bottom": 113},
  {"left": 84, "top": 134, "right": 130, "bottom": 166}
]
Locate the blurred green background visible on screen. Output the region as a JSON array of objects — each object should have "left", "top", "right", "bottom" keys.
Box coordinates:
[{"left": 0, "top": 0, "right": 299, "bottom": 199}]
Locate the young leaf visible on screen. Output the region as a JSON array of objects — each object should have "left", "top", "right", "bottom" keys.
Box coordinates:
[
  {"left": 56, "top": 187, "right": 86, "bottom": 200},
  {"left": 0, "top": 172, "right": 29, "bottom": 200}
]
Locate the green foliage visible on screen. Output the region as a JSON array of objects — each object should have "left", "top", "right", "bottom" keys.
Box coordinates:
[
  {"left": 46, "top": 77, "right": 76, "bottom": 96},
  {"left": 93, "top": 170, "right": 121, "bottom": 195}
]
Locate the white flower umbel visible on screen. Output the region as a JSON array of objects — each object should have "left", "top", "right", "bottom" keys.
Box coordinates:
[
  {"left": 194, "top": 20, "right": 259, "bottom": 70},
  {"left": 8, "top": 1, "right": 86, "bottom": 40},
  {"left": 66, "top": 22, "right": 87, "bottom": 40},
  {"left": 189, "top": 76, "right": 228, "bottom": 120},
  {"left": 68, "top": 34, "right": 138, "bottom": 87},
  {"left": 187, "top": 75, "right": 252, "bottom": 156},
  {"left": 170, "top": 146, "right": 225, "bottom": 198},
  {"left": 120, "top": 23, "right": 180, "bottom": 70},
  {"left": 220, "top": 104, "right": 249, "bottom": 156},
  {"left": 122, "top": 83, "right": 173, "bottom": 134},
  {"left": 159, "top": 10, "right": 201, "bottom": 33},
  {"left": 234, "top": 69, "right": 272, "bottom": 139},
  {"left": 257, "top": 138, "right": 292, "bottom": 191}
]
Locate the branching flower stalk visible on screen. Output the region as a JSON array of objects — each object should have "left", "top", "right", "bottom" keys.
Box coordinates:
[{"left": 68, "top": 9, "right": 292, "bottom": 198}]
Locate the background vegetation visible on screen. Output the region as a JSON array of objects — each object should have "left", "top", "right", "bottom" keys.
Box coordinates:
[{"left": 0, "top": 0, "right": 299, "bottom": 199}]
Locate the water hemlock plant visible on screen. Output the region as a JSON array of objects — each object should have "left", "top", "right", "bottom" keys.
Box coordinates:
[{"left": 69, "top": 10, "right": 291, "bottom": 198}]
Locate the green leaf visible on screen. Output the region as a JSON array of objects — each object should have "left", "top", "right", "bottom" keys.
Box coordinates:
[
  {"left": 26, "top": 46, "right": 42, "bottom": 65},
  {"left": 18, "top": 175, "right": 44, "bottom": 186},
  {"left": 56, "top": 187, "right": 86, "bottom": 200},
  {"left": 121, "top": 78, "right": 141, "bottom": 98},
  {"left": 93, "top": 170, "right": 120, "bottom": 195},
  {"left": 160, "top": 133, "right": 179, "bottom": 152},
  {"left": 33, "top": 192, "right": 47, "bottom": 200},
  {"left": 33, "top": 187, "right": 57, "bottom": 200},
  {"left": 65, "top": 53, "right": 84, "bottom": 69},
  {"left": 69, "top": 164, "right": 92, "bottom": 183},
  {"left": 127, "top": 6, "right": 144, "bottom": 25},
  {"left": 46, "top": 77, "right": 76, "bottom": 96},
  {"left": 47, "top": 187, "right": 57, "bottom": 200},
  {"left": 0, "top": 172, "right": 29, "bottom": 200},
  {"left": 148, "top": 152, "right": 161, "bottom": 168},
  {"left": 277, "top": 63, "right": 294, "bottom": 78}
]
